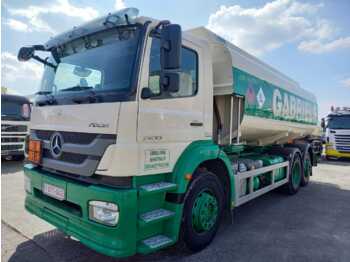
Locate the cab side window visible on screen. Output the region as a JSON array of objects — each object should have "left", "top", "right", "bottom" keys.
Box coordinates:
[{"left": 148, "top": 38, "right": 198, "bottom": 98}]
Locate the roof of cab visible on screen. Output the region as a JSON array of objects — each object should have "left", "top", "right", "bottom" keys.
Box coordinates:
[
  {"left": 45, "top": 8, "right": 147, "bottom": 49},
  {"left": 1, "top": 94, "right": 30, "bottom": 103}
]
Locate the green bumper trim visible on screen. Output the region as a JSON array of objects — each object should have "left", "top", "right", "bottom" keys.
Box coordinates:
[{"left": 24, "top": 164, "right": 138, "bottom": 258}]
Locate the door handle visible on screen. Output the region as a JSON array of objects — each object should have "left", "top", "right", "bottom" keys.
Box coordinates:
[{"left": 190, "top": 121, "right": 203, "bottom": 127}]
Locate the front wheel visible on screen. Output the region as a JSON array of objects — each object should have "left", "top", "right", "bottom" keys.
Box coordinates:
[{"left": 182, "top": 172, "right": 224, "bottom": 252}]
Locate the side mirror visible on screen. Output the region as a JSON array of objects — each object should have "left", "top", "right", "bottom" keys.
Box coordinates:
[
  {"left": 321, "top": 118, "right": 325, "bottom": 129},
  {"left": 141, "top": 87, "right": 153, "bottom": 99},
  {"left": 159, "top": 24, "right": 182, "bottom": 93},
  {"left": 160, "top": 24, "right": 181, "bottom": 70},
  {"left": 18, "top": 46, "right": 35, "bottom": 61}
]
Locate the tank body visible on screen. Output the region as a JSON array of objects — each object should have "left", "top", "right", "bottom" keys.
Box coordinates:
[
  {"left": 228, "top": 43, "right": 318, "bottom": 144},
  {"left": 187, "top": 27, "right": 319, "bottom": 145}
]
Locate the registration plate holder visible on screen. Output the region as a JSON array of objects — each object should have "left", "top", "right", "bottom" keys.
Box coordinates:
[{"left": 43, "top": 183, "right": 65, "bottom": 201}]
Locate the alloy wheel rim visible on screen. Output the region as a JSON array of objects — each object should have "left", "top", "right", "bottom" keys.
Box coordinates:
[
  {"left": 192, "top": 190, "right": 219, "bottom": 233},
  {"left": 292, "top": 161, "right": 302, "bottom": 188},
  {"left": 304, "top": 158, "right": 311, "bottom": 178}
]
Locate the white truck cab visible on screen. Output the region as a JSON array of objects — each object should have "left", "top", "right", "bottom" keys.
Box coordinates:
[
  {"left": 322, "top": 107, "right": 350, "bottom": 159},
  {"left": 1, "top": 94, "right": 31, "bottom": 160}
]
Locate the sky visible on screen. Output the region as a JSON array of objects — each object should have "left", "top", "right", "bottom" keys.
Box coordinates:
[{"left": 1, "top": 0, "right": 350, "bottom": 119}]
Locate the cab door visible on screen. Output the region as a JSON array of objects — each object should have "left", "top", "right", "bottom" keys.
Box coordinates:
[{"left": 137, "top": 37, "right": 205, "bottom": 174}]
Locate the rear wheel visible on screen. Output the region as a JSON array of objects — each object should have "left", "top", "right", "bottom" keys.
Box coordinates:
[
  {"left": 301, "top": 152, "right": 312, "bottom": 186},
  {"left": 286, "top": 153, "right": 302, "bottom": 195},
  {"left": 182, "top": 172, "right": 224, "bottom": 252}
]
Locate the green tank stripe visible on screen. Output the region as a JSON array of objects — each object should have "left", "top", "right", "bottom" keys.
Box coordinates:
[{"left": 233, "top": 67, "right": 318, "bottom": 125}]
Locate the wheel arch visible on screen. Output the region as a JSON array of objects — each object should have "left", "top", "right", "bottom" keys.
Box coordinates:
[
  {"left": 195, "top": 157, "right": 234, "bottom": 210},
  {"left": 286, "top": 142, "right": 314, "bottom": 169},
  {"left": 171, "top": 140, "right": 235, "bottom": 209}
]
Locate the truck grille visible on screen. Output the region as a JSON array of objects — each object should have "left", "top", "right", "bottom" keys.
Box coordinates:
[
  {"left": 42, "top": 149, "right": 88, "bottom": 164},
  {"left": 2, "top": 144, "right": 23, "bottom": 151},
  {"left": 31, "top": 130, "right": 116, "bottom": 176},
  {"left": 1, "top": 124, "right": 27, "bottom": 133},
  {"left": 335, "top": 134, "right": 350, "bottom": 153},
  {"left": 1, "top": 137, "right": 25, "bottom": 143},
  {"left": 1, "top": 124, "right": 27, "bottom": 155},
  {"left": 35, "top": 130, "right": 98, "bottom": 144}
]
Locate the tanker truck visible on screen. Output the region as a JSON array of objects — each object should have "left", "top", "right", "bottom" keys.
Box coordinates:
[{"left": 19, "top": 8, "right": 320, "bottom": 257}]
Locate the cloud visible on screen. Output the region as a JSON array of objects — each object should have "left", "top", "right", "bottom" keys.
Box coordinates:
[
  {"left": 1, "top": 52, "right": 43, "bottom": 84},
  {"left": 340, "top": 78, "right": 350, "bottom": 88},
  {"left": 115, "top": 0, "right": 126, "bottom": 10},
  {"left": 298, "top": 37, "right": 350, "bottom": 53},
  {"left": 9, "top": 0, "right": 99, "bottom": 34},
  {"left": 6, "top": 18, "right": 31, "bottom": 32},
  {"left": 207, "top": 0, "right": 348, "bottom": 56}
]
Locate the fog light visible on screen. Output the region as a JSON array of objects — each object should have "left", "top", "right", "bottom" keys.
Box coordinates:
[
  {"left": 89, "top": 201, "right": 119, "bottom": 226},
  {"left": 24, "top": 176, "right": 32, "bottom": 193}
]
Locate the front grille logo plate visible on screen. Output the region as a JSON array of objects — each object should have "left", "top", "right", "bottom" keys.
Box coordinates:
[{"left": 50, "top": 132, "right": 64, "bottom": 159}]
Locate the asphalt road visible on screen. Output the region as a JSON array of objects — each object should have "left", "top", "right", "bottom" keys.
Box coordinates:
[{"left": 2, "top": 159, "right": 350, "bottom": 262}]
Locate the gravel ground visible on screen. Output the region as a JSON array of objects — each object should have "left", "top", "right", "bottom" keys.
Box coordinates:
[{"left": 2, "top": 159, "right": 350, "bottom": 262}]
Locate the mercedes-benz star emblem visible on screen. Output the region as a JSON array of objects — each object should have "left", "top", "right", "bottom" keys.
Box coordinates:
[{"left": 50, "top": 132, "right": 63, "bottom": 158}]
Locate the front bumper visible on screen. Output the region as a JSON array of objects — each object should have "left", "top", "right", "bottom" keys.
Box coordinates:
[
  {"left": 325, "top": 148, "right": 350, "bottom": 159},
  {"left": 24, "top": 164, "right": 138, "bottom": 257},
  {"left": 1, "top": 150, "right": 24, "bottom": 156}
]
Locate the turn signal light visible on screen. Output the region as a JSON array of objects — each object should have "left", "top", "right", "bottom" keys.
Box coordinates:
[{"left": 27, "top": 140, "right": 42, "bottom": 164}]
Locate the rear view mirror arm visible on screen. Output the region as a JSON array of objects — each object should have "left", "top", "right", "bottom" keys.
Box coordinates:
[
  {"left": 32, "top": 55, "right": 57, "bottom": 70},
  {"left": 50, "top": 48, "right": 61, "bottom": 64},
  {"left": 18, "top": 44, "right": 59, "bottom": 68}
]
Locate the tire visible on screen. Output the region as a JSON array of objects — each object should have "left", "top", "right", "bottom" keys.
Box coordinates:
[
  {"left": 182, "top": 172, "right": 224, "bottom": 252},
  {"left": 285, "top": 153, "right": 302, "bottom": 195},
  {"left": 301, "top": 152, "right": 312, "bottom": 187}
]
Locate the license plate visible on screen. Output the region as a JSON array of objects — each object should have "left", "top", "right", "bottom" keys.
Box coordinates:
[{"left": 43, "top": 183, "right": 65, "bottom": 201}]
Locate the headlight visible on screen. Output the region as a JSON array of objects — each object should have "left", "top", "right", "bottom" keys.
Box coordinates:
[
  {"left": 89, "top": 201, "right": 119, "bottom": 226},
  {"left": 24, "top": 176, "right": 32, "bottom": 193}
]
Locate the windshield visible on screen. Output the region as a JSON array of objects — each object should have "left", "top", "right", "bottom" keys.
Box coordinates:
[
  {"left": 1, "top": 100, "right": 30, "bottom": 121},
  {"left": 327, "top": 115, "right": 350, "bottom": 129},
  {"left": 38, "top": 25, "right": 141, "bottom": 105}
]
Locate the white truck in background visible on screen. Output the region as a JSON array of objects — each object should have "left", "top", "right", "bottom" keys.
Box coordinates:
[
  {"left": 19, "top": 8, "right": 321, "bottom": 258},
  {"left": 322, "top": 107, "right": 350, "bottom": 159},
  {"left": 1, "top": 94, "right": 31, "bottom": 160}
]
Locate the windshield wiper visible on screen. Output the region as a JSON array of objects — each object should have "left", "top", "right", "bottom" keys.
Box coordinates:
[
  {"left": 72, "top": 89, "right": 99, "bottom": 104},
  {"left": 59, "top": 86, "right": 99, "bottom": 104},
  {"left": 35, "top": 91, "right": 57, "bottom": 106},
  {"left": 36, "top": 91, "right": 52, "bottom": 95},
  {"left": 60, "top": 85, "right": 94, "bottom": 92}
]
